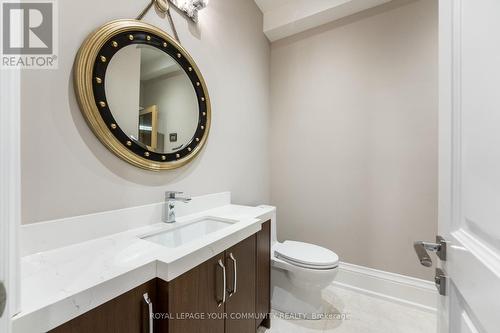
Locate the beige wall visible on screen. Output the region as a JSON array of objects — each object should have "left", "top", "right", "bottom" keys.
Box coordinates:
[
  {"left": 270, "top": 0, "right": 438, "bottom": 280},
  {"left": 21, "top": 0, "right": 270, "bottom": 223}
]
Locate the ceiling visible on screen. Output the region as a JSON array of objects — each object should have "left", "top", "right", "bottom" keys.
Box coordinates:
[{"left": 254, "top": 0, "right": 392, "bottom": 42}]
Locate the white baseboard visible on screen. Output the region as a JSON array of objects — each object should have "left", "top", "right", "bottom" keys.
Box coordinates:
[{"left": 333, "top": 262, "right": 438, "bottom": 313}]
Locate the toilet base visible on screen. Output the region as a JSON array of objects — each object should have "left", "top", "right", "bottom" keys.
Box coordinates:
[{"left": 271, "top": 267, "right": 331, "bottom": 320}]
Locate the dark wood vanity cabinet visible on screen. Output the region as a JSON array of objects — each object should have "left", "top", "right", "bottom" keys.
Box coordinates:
[
  {"left": 50, "top": 279, "right": 157, "bottom": 333},
  {"left": 164, "top": 253, "right": 226, "bottom": 333},
  {"left": 255, "top": 220, "right": 271, "bottom": 329},
  {"left": 50, "top": 221, "right": 271, "bottom": 333},
  {"left": 166, "top": 234, "right": 257, "bottom": 333},
  {"left": 224, "top": 235, "right": 256, "bottom": 333}
]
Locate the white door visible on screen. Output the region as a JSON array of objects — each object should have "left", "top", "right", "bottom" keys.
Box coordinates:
[
  {"left": 0, "top": 67, "right": 21, "bottom": 332},
  {"left": 437, "top": 0, "right": 500, "bottom": 332}
]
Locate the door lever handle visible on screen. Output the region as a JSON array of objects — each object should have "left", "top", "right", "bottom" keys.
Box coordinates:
[
  {"left": 0, "top": 281, "right": 6, "bottom": 317},
  {"left": 414, "top": 235, "right": 447, "bottom": 267},
  {"left": 414, "top": 241, "right": 434, "bottom": 267}
]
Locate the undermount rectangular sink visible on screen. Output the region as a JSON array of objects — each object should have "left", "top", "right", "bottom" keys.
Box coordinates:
[{"left": 141, "top": 217, "right": 237, "bottom": 248}]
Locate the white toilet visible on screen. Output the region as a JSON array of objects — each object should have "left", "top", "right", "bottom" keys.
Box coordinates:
[{"left": 266, "top": 209, "right": 339, "bottom": 319}]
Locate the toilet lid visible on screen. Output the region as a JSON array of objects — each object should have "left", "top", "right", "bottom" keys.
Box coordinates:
[{"left": 274, "top": 241, "right": 339, "bottom": 269}]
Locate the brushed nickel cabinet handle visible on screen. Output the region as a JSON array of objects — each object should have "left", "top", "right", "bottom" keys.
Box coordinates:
[
  {"left": 143, "top": 293, "right": 153, "bottom": 333},
  {"left": 217, "top": 259, "right": 226, "bottom": 307},
  {"left": 228, "top": 253, "right": 237, "bottom": 297}
]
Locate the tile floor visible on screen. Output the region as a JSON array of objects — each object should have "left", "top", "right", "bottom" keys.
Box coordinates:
[{"left": 259, "top": 285, "right": 437, "bottom": 333}]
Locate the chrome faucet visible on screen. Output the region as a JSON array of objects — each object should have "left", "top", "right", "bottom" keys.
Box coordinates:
[{"left": 163, "top": 191, "right": 191, "bottom": 223}]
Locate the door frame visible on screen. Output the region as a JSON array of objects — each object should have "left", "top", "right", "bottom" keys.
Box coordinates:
[
  {"left": 0, "top": 67, "right": 21, "bottom": 332},
  {"left": 437, "top": 0, "right": 453, "bottom": 331}
]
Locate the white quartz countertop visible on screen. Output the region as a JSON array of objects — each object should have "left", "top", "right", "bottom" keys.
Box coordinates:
[{"left": 13, "top": 203, "right": 275, "bottom": 333}]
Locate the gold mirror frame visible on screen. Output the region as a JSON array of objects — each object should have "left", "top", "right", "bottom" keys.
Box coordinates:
[{"left": 74, "top": 19, "right": 211, "bottom": 171}]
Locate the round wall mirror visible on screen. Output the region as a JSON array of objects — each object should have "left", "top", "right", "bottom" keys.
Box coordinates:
[
  {"left": 106, "top": 44, "right": 199, "bottom": 154},
  {"left": 74, "top": 20, "right": 210, "bottom": 171}
]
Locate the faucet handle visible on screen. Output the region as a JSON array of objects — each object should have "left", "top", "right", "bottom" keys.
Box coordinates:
[
  {"left": 165, "top": 191, "right": 183, "bottom": 199},
  {"left": 165, "top": 191, "right": 191, "bottom": 202}
]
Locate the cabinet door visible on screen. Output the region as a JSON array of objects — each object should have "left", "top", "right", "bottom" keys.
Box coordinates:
[
  {"left": 168, "top": 253, "right": 225, "bottom": 333},
  {"left": 50, "top": 279, "right": 157, "bottom": 333},
  {"left": 255, "top": 220, "right": 271, "bottom": 329},
  {"left": 224, "top": 235, "right": 256, "bottom": 333}
]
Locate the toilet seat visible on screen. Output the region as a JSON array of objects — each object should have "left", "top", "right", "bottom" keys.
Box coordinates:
[{"left": 274, "top": 241, "right": 339, "bottom": 270}]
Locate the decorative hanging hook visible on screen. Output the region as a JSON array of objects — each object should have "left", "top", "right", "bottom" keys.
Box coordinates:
[{"left": 136, "top": 0, "right": 180, "bottom": 43}]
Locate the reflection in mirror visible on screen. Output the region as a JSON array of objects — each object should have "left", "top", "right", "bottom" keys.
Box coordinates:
[{"left": 105, "top": 44, "right": 199, "bottom": 154}]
